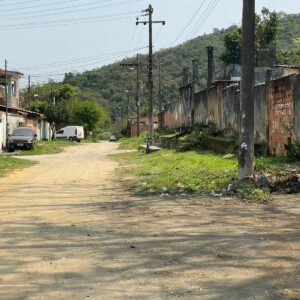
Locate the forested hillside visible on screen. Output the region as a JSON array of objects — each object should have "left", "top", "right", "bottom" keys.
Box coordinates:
[{"left": 63, "top": 12, "right": 300, "bottom": 120}]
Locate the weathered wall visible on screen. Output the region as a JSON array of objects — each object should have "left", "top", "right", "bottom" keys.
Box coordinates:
[
  {"left": 294, "top": 75, "right": 300, "bottom": 141},
  {"left": 207, "top": 86, "right": 218, "bottom": 126},
  {"left": 163, "top": 99, "right": 188, "bottom": 128},
  {"left": 194, "top": 90, "right": 208, "bottom": 125},
  {"left": 162, "top": 73, "right": 299, "bottom": 156},
  {"left": 268, "top": 75, "right": 294, "bottom": 156},
  {"left": 222, "top": 85, "right": 240, "bottom": 137},
  {"left": 254, "top": 84, "right": 268, "bottom": 143}
]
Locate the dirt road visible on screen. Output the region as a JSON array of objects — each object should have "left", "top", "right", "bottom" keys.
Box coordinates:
[{"left": 0, "top": 142, "right": 299, "bottom": 300}]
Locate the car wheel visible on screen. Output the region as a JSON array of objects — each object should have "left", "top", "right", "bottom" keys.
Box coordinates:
[{"left": 69, "top": 137, "right": 74, "bottom": 142}]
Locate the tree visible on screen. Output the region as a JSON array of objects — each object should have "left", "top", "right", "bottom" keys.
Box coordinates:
[
  {"left": 220, "top": 8, "right": 279, "bottom": 66},
  {"left": 220, "top": 27, "right": 241, "bottom": 65},
  {"left": 278, "top": 38, "right": 300, "bottom": 64},
  {"left": 54, "top": 84, "right": 75, "bottom": 101},
  {"left": 73, "top": 100, "right": 109, "bottom": 134}
]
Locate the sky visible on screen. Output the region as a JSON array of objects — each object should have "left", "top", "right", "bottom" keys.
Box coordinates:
[{"left": 1, "top": 0, "right": 299, "bottom": 87}]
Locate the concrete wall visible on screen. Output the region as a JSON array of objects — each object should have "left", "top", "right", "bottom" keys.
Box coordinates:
[
  {"left": 294, "top": 75, "right": 300, "bottom": 142},
  {"left": 222, "top": 85, "right": 240, "bottom": 137},
  {"left": 161, "top": 73, "right": 300, "bottom": 156},
  {"left": 268, "top": 75, "right": 295, "bottom": 156},
  {"left": 254, "top": 84, "right": 268, "bottom": 143},
  {"left": 194, "top": 89, "right": 208, "bottom": 125}
]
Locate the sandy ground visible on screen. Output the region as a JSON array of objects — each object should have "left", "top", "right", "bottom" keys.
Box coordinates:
[{"left": 0, "top": 142, "right": 299, "bottom": 300}]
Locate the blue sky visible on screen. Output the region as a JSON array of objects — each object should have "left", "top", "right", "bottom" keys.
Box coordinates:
[{"left": 1, "top": 0, "right": 299, "bottom": 86}]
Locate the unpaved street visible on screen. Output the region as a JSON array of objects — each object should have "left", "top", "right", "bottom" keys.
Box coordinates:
[{"left": 0, "top": 142, "right": 299, "bottom": 300}]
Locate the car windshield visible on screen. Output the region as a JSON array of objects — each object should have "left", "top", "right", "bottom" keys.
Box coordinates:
[{"left": 12, "top": 129, "right": 32, "bottom": 136}]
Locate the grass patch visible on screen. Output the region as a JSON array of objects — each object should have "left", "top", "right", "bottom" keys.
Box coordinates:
[
  {"left": 118, "top": 135, "right": 146, "bottom": 150},
  {"left": 15, "top": 140, "right": 77, "bottom": 156},
  {"left": 114, "top": 149, "right": 237, "bottom": 194},
  {"left": 0, "top": 156, "right": 36, "bottom": 175},
  {"left": 116, "top": 137, "right": 300, "bottom": 200},
  {"left": 255, "top": 156, "right": 300, "bottom": 171}
]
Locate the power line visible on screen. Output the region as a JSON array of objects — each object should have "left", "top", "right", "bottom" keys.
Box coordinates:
[
  {"left": 0, "top": 14, "right": 137, "bottom": 31},
  {"left": 14, "top": 47, "right": 147, "bottom": 70},
  {"left": 0, "top": 0, "right": 84, "bottom": 11},
  {"left": 22, "top": 47, "right": 148, "bottom": 77},
  {"left": 158, "top": 0, "right": 220, "bottom": 65},
  {"left": 0, "top": 0, "right": 144, "bottom": 21},
  {"left": 0, "top": 11, "right": 139, "bottom": 30},
  {"left": 170, "top": 0, "right": 207, "bottom": 46},
  {"left": 186, "top": 0, "right": 220, "bottom": 40}
]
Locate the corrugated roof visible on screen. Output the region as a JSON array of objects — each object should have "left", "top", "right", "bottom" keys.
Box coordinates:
[
  {"left": 274, "top": 64, "right": 300, "bottom": 69},
  {"left": 0, "top": 104, "right": 43, "bottom": 118},
  {"left": 0, "top": 69, "right": 24, "bottom": 77}
]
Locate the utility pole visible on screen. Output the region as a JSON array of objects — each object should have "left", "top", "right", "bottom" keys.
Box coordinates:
[
  {"left": 120, "top": 53, "right": 141, "bottom": 137},
  {"left": 4, "top": 59, "right": 9, "bottom": 149},
  {"left": 238, "top": 0, "right": 255, "bottom": 179},
  {"left": 27, "top": 75, "right": 31, "bottom": 109},
  {"left": 158, "top": 60, "right": 163, "bottom": 128},
  {"left": 207, "top": 46, "right": 214, "bottom": 88},
  {"left": 136, "top": 5, "right": 165, "bottom": 148},
  {"left": 191, "top": 59, "right": 199, "bottom": 126},
  {"left": 136, "top": 54, "right": 141, "bottom": 137}
]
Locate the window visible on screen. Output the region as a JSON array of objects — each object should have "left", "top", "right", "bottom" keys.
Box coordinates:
[{"left": 57, "top": 130, "right": 64, "bottom": 134}]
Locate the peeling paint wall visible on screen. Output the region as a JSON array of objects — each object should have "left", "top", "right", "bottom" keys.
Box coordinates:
[
  {"left": 268, "top": 75, "right": 296, "bottom": 155},
  {"left": 294, "top": 75, "right": 300, "bottom": 141},
  {"left": 254, "top": 84, "right": 268, "bottom": 143},
  {"left": 163, "top": 98, "right": 189, "bottom": 128},
  {"left": 194, "top": 90, "right": 208, "bottom": 125},
  {"left": 222, "top": 85, "right": 240, "bottom": 137},
  {"left": 162, "top": 73, "right": 299, "bottom": 156}
]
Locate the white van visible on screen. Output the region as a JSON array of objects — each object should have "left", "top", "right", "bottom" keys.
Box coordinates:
[{"left": 55, "top": 126, "right": 84, "bottom": 142}]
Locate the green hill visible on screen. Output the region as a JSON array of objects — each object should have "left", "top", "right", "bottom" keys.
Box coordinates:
[{"left": 63, "top": 12, "right": 300, "bottom": 120}]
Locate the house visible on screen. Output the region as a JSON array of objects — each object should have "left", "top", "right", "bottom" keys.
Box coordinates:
[
  {"left": 130, "top": 115, "right": 159, "bottom": 137},
  {"left": 0, "top": 69, "right": 51, "bottom": 150}
]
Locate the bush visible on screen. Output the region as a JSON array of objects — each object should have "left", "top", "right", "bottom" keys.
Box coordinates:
[{"left": 285, "top": 139, "right": 300, "bottom": 162}]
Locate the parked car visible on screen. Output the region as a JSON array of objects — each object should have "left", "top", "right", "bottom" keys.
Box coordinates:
[
  {"left": 55, "top": 126, "right": 84, "bottom": 142},
  {"left": 8, "top": 127, "right": 37, "bottom": 151},
  {"left": 109, "top": 135, "right": 117, "bottom": 142}
]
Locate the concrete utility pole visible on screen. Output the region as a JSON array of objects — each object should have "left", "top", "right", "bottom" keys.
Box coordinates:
[
  {"left": 158, "top": 60, "right": 163, "bottom": 128},
  {"left": 4, "top": 60, "right": 9, "bottom": 148},
  {"left": 27, "top": 75, "right": 31, "bottom": 108},
  {"left": 136, "top": 5, "right": 165, "bottom": 148},
  {"left": 207, "top": 46, "right": 214, "bottom": 88},
  {"left": 238, "top": 0, "right": 255, "bottom": 179},
  {"left": 191, "top": 59, "right": 199, "bottom": 126},
  {"left": 120, "top": 54, "right": 141, "bottom": 136}
]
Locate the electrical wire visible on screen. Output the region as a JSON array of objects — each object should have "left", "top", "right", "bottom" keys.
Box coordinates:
[
  {"left": 20, "top": 47, "right": 148, "bottom": 77},
  {"left": 0, "top": 11, "right": 138, "bottom": 30},
  {"left": 0, "top": 0, "right": 85, "bottom": 11},
  {"left": 158, "top": 0, "right": 220, "bottom": 65},
  {"left": 0, "top": 14, "right": 137, "bottom": 30},
  {"left": 15, "top": 47, "right": 147, "bottom": 70},
  {"left": 185, "top": 0, "right": 220, "bottom": 40},
  {"left": 0, "top": 0, "right": 144, "bottom": 21}
]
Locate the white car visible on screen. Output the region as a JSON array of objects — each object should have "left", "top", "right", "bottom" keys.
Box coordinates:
[{"left": 55, "top": 126, "right": 84, "bottom": 142}]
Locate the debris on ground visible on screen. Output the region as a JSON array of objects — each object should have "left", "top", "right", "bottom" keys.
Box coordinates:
[{"left": 256, "top": 169, "right": 300, "bottom": 194}]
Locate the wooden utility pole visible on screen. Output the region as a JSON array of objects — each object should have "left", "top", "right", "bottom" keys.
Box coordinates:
[
  {"left": 4, "top": 59, "right": 9, "bottom": 148},
  {"left": 238, "top": 0, "right": 255, "bottom": 179},
  {"left": 136, "top": 5, "right": 165, "bottom": 148},
  {"left": 120, "top": 54, "right": 141, "bottom": 137}
]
